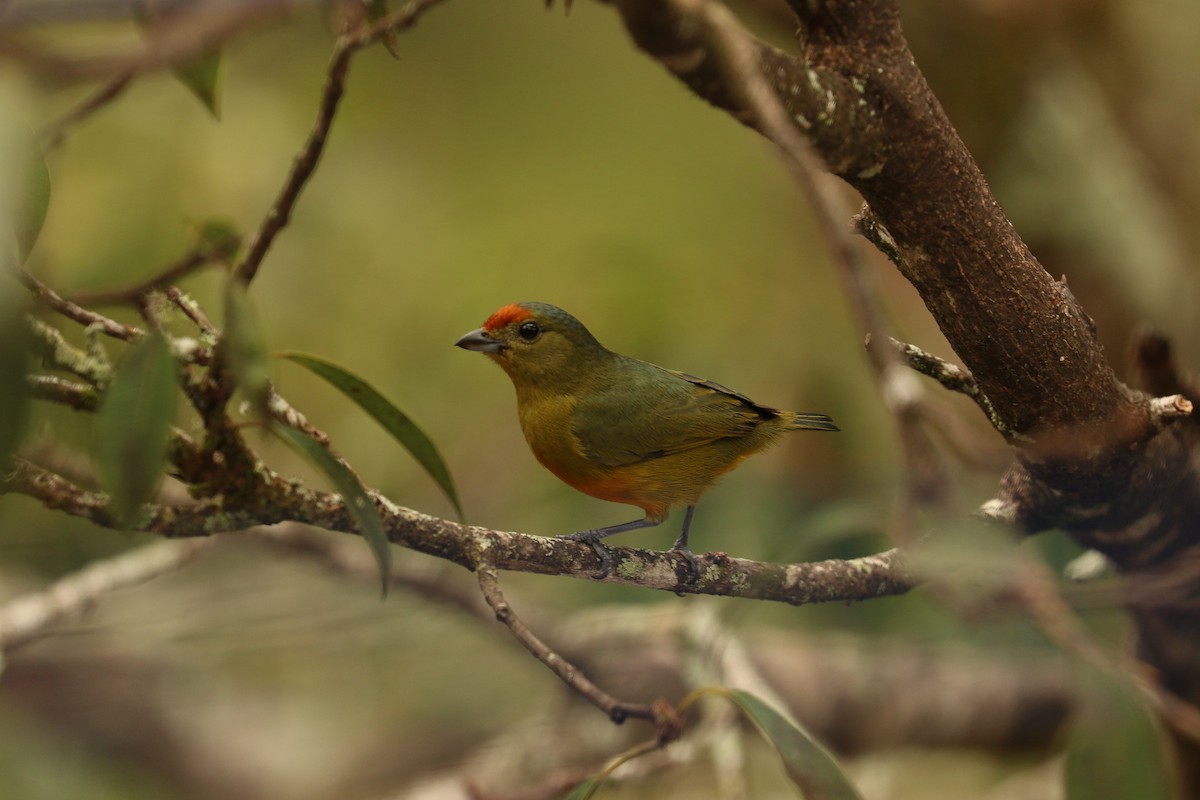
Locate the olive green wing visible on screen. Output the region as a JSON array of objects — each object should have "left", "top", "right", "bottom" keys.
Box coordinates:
[{"left": 571, "top": 363, "right": 776, "bottom": 467}]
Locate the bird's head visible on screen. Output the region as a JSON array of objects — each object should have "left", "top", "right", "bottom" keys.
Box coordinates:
[{"left": 456, "top": 302, "right": 607, "bottom": 387}]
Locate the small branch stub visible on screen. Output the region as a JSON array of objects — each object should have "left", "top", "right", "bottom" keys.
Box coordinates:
[{"left": 1149, "top": 394, "right": 1193, "bottom": 431}]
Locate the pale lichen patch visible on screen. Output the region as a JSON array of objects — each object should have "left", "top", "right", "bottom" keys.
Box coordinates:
[{"left": 616, "top": 557, "right": 645, "bottom": 580}]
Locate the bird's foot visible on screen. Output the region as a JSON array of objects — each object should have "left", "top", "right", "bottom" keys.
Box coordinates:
[
  {"left": 560, "top": 531, "right": 614, "bottom": 577},
  {"left": 669, "top": 545, "right": 703, "bottom": 584}
]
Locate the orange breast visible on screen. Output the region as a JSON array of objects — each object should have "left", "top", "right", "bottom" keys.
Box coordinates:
[{"left": 538, "top": 457, "right": 671, "bottom": 522}]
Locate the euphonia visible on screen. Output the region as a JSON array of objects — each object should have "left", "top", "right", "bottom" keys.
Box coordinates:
[{"left": 456, "top": 302, "right": 838, "bottom": 570}]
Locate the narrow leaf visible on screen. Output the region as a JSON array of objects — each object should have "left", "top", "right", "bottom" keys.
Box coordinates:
[
  {"left": 96, "top": 334, "right": 177, "bottom": 527},
  {"left": 0, "top": 289, "right": 32, "bottom": 465},
  {"left": 277, "top": 351, "right": 463, "bottom": 520},
  {"left": 173, "top": 50, "right": 223, "bottom": 118},
  {"left": 274, "top": 423, "right": 392, "bottom": 596},
  {"left": 722, "top": 690, "right": 863, "bottom": 800},
  {"left": 223, "top": 282, "right": 269, "bottom": 417},
  {"left": 14, "top": 151, "right": 50, "bottom": 261},
  {"left": 563, "top": 778, "right": 602, "bottom": 800},
  {"left": 134, "top": 1, "right": 222, "bottom": 117},
  {"left": 1065, "top": 669, "right": 1172, "bottom": 800}
]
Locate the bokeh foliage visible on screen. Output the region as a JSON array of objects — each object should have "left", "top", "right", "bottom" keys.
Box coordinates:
[{"left": 2, "top": 0, "right": 1198, "bottom": 797}]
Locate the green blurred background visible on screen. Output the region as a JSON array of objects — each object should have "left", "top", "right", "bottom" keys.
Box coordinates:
[{"left": 1, "top": 0, "right": 1198, "bottom": 797}]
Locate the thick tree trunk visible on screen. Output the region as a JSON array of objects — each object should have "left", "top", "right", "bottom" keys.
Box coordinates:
[{"left": 607, "top": 0, "right": 1200, "bottom": 791}]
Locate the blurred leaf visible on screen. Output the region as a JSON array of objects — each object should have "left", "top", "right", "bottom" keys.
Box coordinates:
[
  {"left": 722, "top": 689, "right": 863, "bottom": 800},
  {"left": 277, "top": 351, "right": 464, "bottom": 520},
  {"left": 134, "top": 0, "right": 222, "bottom": 116},
  {"left": 1065, "top": 669, "right": 1172, "bottom": 800},
  {"left": 0, "top": 288, "right": 32, "bottom": 465},
  {"left": 13, "top": 151, "right": 49, "bottom": 261},
  {"left": 172, "top": 51, "right": 223, "bottom": 118},
  {"left": 560, "top": 740, "right": 662, "bottom": 799},
  {"left": 365, "top": 0, "right": 401, "bottom": 58},
  {"left": 96, "top": 334, "right": 177, "bottom": 527},
  {"left": 223, "top": 282, "right": 269, "bottom": 416},
  {"left": 274, "top": 423, "right": 392, "bottom": 596},
  {"left": 189, "top": 217, "right": 242, "bottom": 263},
  {"left": 563, "top": 777, "right": 602, "bottom": 800},
  {"left": 564, "top": 691, "right": 859, "bottom": 799}
]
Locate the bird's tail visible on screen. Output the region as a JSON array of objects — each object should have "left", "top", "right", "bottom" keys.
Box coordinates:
[{"left": 784, "top": 412, "right": 839, "bottom": 432}]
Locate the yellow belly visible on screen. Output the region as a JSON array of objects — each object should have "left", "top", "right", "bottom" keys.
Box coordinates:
[{"left": 514, "top": 386, "right": 774, "bottom": 521}]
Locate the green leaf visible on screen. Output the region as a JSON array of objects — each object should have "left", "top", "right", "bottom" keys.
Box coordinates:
[
  {"left": 96, "top": 334, "right": 177, "bottom": 527},
  {"left": 722, "top": 689, "right": 863, "bottom": 800},
  {"left": 173, "top": 50, "right": 223, "bottom": 118},
  {"left": 274, "top": 423, "right": 392, "bottom": 596},
  {"left": 1065, "top": 669, "right": 1172, "bottom": 800},
  {"left": 189, "top": 217, "right": 242, "bottom": 263},
  {"left": 563, "top": 777, "right": 603, "bottom": 800},
  {"left": 14, "top": 151, "right": 50, "bottom": 261},
  {"left": 277, "top": 351, "right": 464, "bottom": 521},
  {"left": 134, "top": 1, "right": 222, "bottom": 117},
  {"left": 0, "top": 288, "right": 32, "bottom": 466},
  {"left": 223, "top": 282, "right": 270, "bottom": 416}
]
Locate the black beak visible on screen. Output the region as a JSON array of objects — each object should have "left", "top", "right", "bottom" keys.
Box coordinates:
[{"left": 455, "top": 327, "right": 505, "bottom": 353}]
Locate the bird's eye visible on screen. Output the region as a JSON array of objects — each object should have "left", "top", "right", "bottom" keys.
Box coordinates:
[{"left": 517, "top": 321, "right": 541, "bottom": 341}]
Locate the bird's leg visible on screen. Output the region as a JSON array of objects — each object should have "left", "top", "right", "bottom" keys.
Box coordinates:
[
  {"left": 669, "top": 505, "right": 703, "bottom": 581},
  {"left": 562, "top": 517, "right": 659, "bottom": 543},
  {"left": 561, "top": 518, "right": 660, "bottom": 576}
]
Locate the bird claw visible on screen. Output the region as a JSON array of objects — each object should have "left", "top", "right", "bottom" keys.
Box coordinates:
[
  {"left": 670, "top": 546, "right": 703, "bottom": 584},
  {"left": 560, "top": 531, "right": 614, "bottom": 577}
]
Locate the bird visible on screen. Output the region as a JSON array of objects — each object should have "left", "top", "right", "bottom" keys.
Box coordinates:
[{"left": 456, "top": 302, "right": 838, "bottom": 573}]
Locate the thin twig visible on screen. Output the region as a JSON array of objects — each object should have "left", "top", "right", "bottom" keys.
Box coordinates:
[
  {"left": 477, "top": 565, "right": 656, "bottom": 724},
  {"left": 25, "top": 317, "right": 105, "bottom": 382},
  {"left": 231, "top": 42, "right": 350, "bottom": 284},
  {"left": 0, "top": 538, "right": 212, "bottom": 651},
  {"left": 880, "top": 336, "right": 980, "bottom": 398},
  {"left": 16, "top": 268, "right": 141, "bottom": 340},
  {"left": 40, "top": 68, "right": 134, "bottom": 146},
  {"left": 26, "top": 374, "right": 99, "bottom": 410},
  {"left": 234, "top": 0, "right": 449, "bottom": 285},
  {"left": 879, "top": 335, "right": 1007, "bottom": 431},
  {"left": 65, "top": 246, "right": 220, "bottom": 307},
  {"left": 265, "top": 386, "right": 329, "bottom": 444},
  {"left": 165, "top": 287, "right": 218, "bottom": 334}
]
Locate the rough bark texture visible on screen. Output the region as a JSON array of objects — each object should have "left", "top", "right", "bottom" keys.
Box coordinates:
[{"left": 606, "top": 0, "right": 1200, "bottom": 791}]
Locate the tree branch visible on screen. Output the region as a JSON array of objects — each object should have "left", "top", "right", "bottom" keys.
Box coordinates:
[
  {"left": 233, "top": 0, "right": 449, "bottom": 285},
  {"left": 39, "top": 68, "right": 134, "bottom": 146},
  {"left": 601, "top": 0, "right": 1188, "bottom": 546},
  {"left": 64, "top": 241, "right": 233, "bottom": 308},
  {"left": 478, "top": 565, "right": 656, "bottom": 724},
  {"left": 0, "top": 539, "right": 212, "bottom": 652},
  {"left": 685, "top": 0, "right": 956, "bottom": 524},
  {"left": 17, "top": 268, "right": 140, "bottom": 341},
  {"left": 2, "top": 455, "right": 913, "bottom": 606}
]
